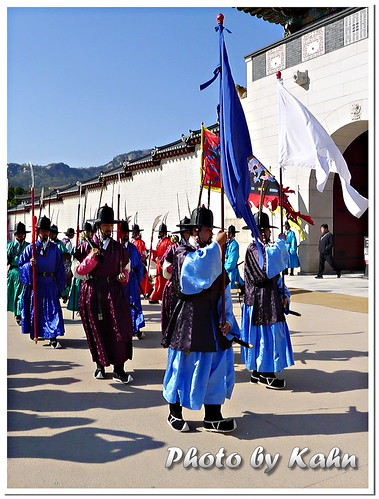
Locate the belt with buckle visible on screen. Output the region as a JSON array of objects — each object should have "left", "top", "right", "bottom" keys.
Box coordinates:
[
  {"left": 88, "top": 275, "right": 118, "bottom": 320},
  {"left": 88, "top": 275, "right": 118, "bottom": 283}
]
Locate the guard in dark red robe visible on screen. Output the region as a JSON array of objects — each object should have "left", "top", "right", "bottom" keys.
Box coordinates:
[
  {"left": 149, "top": 223, "right": 174, "bottom": 303},
  {"left": 132, "top": 224, "right": 152, "bottom": 297},
  {"left": 74, "top": 205, "right": 134, "bottom": 383}
]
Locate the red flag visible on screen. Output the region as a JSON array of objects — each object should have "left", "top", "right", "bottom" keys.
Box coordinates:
[{"left": 201, "top": 127, "right": 221, "bottom": 191}]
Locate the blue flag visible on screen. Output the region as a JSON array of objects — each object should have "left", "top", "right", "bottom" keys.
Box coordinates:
[{"left": 201, "top": 20, "right": 263, "bottom": 265}]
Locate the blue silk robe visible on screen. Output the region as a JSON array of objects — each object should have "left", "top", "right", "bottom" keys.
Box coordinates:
[
  {"left": 162, "top": 241, "right": 240, "bottom": 410},
  {"left": 19, "top": 240, "right": 66, "bottom": 339},
  {"left": 240, "top": 237, "right": 294, "bottom": 373},
  {"left": 224, "top": 237, "right": 244, "bottom": 289},
  {"left": 124, "top": 241, "right": 145, "bottom": 333}
]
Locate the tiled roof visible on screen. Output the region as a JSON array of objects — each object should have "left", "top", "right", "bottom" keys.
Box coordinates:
[{"left": 8, "top": 124, "right": 219, "bottom": 212}]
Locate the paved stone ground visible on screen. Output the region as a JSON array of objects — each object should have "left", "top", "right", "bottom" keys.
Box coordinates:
[{"left": 7, "top": 274, "right": 370, "bottom": 494}]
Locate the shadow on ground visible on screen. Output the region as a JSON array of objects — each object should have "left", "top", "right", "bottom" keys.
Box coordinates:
[
  {"left": 231, "top": 406, "right": 368, "bottom": 441},
  {"left": 233, "top": 366, "right": 367, "bottom": 394},
  {"left": 8, "top": 427, "right": 165, "bottom": 463}
]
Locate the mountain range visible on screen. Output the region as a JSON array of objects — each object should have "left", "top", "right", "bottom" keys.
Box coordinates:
[{"left": 7, "top": 149, "right": 151, "bottom": 193}]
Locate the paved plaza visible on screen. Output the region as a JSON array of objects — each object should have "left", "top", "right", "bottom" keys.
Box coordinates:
[{"left": 7, "top": 273, "right": 370, "bottom": 494}]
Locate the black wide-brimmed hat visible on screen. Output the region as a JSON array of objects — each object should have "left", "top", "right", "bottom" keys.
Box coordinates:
[
  {"left": 65, "top": 227, "right": 75, "bottom": 236},
  {"left": 227, "top": 225, "right": 239, "bottom": 234},
  {"left": 81, "top": 221, "right": 93, "bottom": 232},
  {"left": 172, "top": 216, "right": 193, "bottom": 234},
  {"left": 190, "top": 206, "right": 220, "bottom": 229},
  {"left": 156, "top": 223, "right": 168, "bottom": 233},
  {"left": 243, "top": 212, "right": 277, "bottom": 230},
  {"left": 131, "top": 224, "right": 143, "bottom": 233},
  {"left": 37, "top": 216, "right": 51, "bottom": 230},
  {"left": 13, "top": 221, "right": 30, "bottom": 234},
  {"left": 95, "top": 205, "right": 120, "bottom": 224},
  {"left": 50, "top": 224, "right": 59, "bottom": 234},
  {"left": 120, "top": 220, "right": 130, "bottom": 232}
]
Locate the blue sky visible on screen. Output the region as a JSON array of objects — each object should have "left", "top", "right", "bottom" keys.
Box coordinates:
[{"left": 7, "top": 6, "right": 283, "bottom": 168}]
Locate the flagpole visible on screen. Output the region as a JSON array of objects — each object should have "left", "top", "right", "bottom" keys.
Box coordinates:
[
  {"left": 277, "top": 71, "right": 288, "bottom": 310},
  {"left": 216, "top": 14, "right": 227, "bottom": 326},
  {"left": 29, "top": 163, "right": 38, "bottom": 344},
  {"left": 197, "top": 122, "right": 205, "bottom": 208},
  {"left": 220, "top": 183, "right": 226, "bottom": 325},
  {"left": 276, "top": 69, "right": 284, "bottom": 238}
]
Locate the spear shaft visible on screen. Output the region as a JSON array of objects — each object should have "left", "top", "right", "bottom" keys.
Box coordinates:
[
  {"left": 82, "top": 189, "right": 88, "bottom": 225},
  {"left": 145, "top": 215, "right": 161, "bottom": 297},
  {"left": 117, "top": 173, "right": 121, "bottom": 242},
  {"left": 76, "top": 182, "right": 82, "bottom": 248},
  {"left": 29, "top": 163, "right": 38, "bottom": 344},
  {"left": 38, "top": 187, "right": 44, "bottom": 218},
  {"left": 72, "top": 182, "right": 82, "bottom": 320}
]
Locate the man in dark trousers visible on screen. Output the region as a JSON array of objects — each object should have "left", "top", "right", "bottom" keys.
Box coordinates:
[
  {"left": 315, "top": 224, "right": 341, "bottom": 278},
  {"left": 162, "top": 206, "right": 240, "bottom": 433}
]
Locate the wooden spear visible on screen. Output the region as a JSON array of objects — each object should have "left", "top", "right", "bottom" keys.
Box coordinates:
[
  {"left": 145, "top": 215, "right": 161, "bottom": 297},
  {"left": 29, "top": 163, "right": 38, "bottom": 344}
]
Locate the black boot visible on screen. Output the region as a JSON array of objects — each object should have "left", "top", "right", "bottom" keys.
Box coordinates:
[
  {"left": 256, "top": 372, "right": 286, "bottom": 390},
  {"left": 94, "top": 362, "right": 105, "bottom": 379},
  {"left": 203, "top": 404, "right": 236, "bottom": 433},
  {"left": 112, "top": 364, "right": 133, "bottom": 384},
  {"left": 49, "top": 337, "right": 62, "bottom": 349},
  {"left": 167, "top": 402, "right": 189, "bottom": 432}
]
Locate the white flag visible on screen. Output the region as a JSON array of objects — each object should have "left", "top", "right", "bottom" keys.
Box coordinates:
[{"left": 278, "top": 80, "right": 368, "bottom": 218}]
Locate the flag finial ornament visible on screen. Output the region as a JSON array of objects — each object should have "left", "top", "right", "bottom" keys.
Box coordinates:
[{"left": 217, "top": 13, "right": 224, "bottom": 24}]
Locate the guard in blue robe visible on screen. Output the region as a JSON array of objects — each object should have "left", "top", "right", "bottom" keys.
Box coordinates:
[
  {"left": 120, "top": 220, "right": 145, "bottom": 338},
  {"left": 240, "top": 212, "right": 294, "bottom": 390},
  {"left": 162, "top": 206, "right": 239, "bottom": 433},
  {"left": 18, "top": 216, "right": 66, "bottom": 348},
  {"left": 224, "top": 225, "right": 244, "bottom": 289},
  {"left": 284, "top": 222, "right": 300, "bottom": 275}
]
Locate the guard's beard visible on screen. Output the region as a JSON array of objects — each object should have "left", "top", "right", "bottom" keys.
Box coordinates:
[
  {"left": 198, "top": 235, "right": 211, "bottom": 248},
  {"left": 99, "top": 230, "right": 110, "bottom": 240}
]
